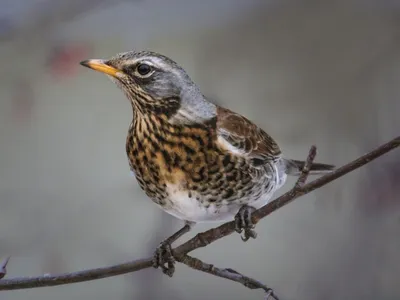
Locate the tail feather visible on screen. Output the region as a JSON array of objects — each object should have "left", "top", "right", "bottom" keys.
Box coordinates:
[{"left": 285, "top": 159, "right": 335, "bottom": 176}]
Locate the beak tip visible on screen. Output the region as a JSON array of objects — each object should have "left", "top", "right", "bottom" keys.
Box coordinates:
[
  {"left": 80, "top": 60, "right": 90, "bottom": 68},
  {"left": 78, "top": 58, "right": 120, "bottom": 77}
]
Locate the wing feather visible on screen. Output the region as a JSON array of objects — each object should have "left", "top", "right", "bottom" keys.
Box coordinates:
[{"left": 216, "top": 106, "right": 281, "bottom": 165}]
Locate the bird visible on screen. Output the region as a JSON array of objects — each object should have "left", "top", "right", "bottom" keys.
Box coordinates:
[{"left": 80, "top": 50, "right": 335, "bottom": 276}]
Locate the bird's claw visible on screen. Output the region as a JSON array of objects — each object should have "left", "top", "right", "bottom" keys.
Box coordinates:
[
  {"left": 153, "top": 241, "right": 175, "bottom": 277},
  {"left": 234, "top": 205, "right": 257, "bottom": 241}
]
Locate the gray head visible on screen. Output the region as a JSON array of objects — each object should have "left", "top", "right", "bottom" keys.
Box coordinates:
[{"left": 80, "top": 50, "right": 216, "bottom": 121}]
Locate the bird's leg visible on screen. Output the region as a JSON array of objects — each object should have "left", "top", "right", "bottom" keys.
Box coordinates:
[
  {"left": 153, "top": 220, "right": 194, "bottom": 277},
  {"left": 234, "top": 205, "right": 257, "bottom": 242}
]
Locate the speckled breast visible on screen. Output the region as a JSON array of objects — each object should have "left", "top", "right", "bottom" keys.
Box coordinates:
[{"left": 125, "top": 115, "right": 276, "bottom": 211}]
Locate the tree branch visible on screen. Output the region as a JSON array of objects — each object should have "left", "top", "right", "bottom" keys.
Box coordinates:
[
  {"left": 0, "top": 257, "right": 10, "bottom": 280},
  {"left": 294, "top": 145, "right": 317, "bottom": 189},
  {"left": 0, "top": 258, "right": 152, "bottom": 290},
  {"left": 177, "top": 254, "right": 279, "bottom": 300},
  {"left": 174, "top": 135, "right": 400, "bottom": 254},
  {"left": 0, "top": 135, "right": 399, "bottom": 293}
]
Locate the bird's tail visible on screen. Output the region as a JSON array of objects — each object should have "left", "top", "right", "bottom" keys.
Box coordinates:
[{"left": 284, "top": 159, "right": 335, "bottom": 176}]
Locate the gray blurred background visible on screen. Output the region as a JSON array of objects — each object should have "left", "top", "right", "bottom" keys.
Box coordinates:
[{"left": 0, "top": 0, "right": 399, "bottom": 299}]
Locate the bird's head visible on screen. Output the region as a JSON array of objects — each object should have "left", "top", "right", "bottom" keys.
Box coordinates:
[{"left": 80, "top": 50, "right": 211, "bottom": 119}]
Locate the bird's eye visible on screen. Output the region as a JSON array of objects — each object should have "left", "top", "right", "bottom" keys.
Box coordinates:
[{"left": 136, "top": 63, "right": 152, "bottom": 76}]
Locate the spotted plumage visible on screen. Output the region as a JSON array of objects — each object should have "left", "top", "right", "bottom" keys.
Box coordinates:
[
  {"left": 80, "top": 50, "right": 335, "bottom": 275},
  {"left": 124, "top": 105, "right": 283, "bottom": 223}
]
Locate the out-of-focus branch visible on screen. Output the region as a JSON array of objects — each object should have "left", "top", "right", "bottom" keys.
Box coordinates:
[
  {"left": 0, "top": 0, "right": 134, "bottom": 43},
  {"left": 0, "top": 136, "right": 398, "bottom": 297}
]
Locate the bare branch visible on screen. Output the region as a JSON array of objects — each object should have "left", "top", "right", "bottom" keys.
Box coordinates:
[
  {"left": 0, "top": 257, "right": 10, "bottom": 279},
  {"left": 175, "top": 135, "right": 400, "bottom": 254},
  {"left": 177, "top": 254, "right": 279, "bottom": 300},
  {"left": 0, "top": 258, "right": 152, "bottom": 290},
  {"left": 0, "top": 135, "right": 398, "bottom": 292},
  {"left": 294, "top": 145, "right": 317, "bottom": 189}
]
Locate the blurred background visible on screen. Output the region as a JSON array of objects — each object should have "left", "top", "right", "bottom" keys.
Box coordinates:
[{"left": 0, "top": 0, "right": 399, "bottom": 299}]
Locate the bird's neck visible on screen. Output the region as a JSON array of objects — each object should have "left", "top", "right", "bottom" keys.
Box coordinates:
[
  {"left": 128, "top": 89, "right": 217, "bottom": 144},
  {"left": 129, "top": 93, "right": 181, "bottom": 119},
  {"left": 168, "top": 86, "right": 217, "bottom": 126}
]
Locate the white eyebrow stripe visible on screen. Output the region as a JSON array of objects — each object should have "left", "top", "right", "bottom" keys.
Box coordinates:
[{"left": 119, "top": 56, "right": 181, "bottom": 78}]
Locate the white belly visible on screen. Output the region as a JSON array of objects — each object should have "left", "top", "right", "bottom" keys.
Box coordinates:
[{"left": 158, "top": 175, "right": 286, "bottom": 223}]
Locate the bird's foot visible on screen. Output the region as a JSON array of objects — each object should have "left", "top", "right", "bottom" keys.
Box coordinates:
[
  {"left": 152, "top": 222, "right": 193, "bottom": 277},
  {"left": 234, "top": 205, "right": 257, "bottom": 242},
  {"left": 153, "top": 240, "right": 175, "bottom": 277}
]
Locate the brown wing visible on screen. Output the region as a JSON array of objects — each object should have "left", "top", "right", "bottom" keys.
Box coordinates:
[{"left": 216, "top": 106, "right": 281, "bottom": 165}]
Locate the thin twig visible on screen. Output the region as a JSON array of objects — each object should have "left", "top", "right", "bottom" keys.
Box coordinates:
[
  {"left": 177, "top": 254, "right": 279, "bottom": 300},
  {"left": 0, "top": 257, "right": 10, "bottom": 280},
  {"left": 0, "top": 136, "right": 398, "bottom": 291},
  {"left": 294, "top": 145, "right": 317, "bottom": 189}
]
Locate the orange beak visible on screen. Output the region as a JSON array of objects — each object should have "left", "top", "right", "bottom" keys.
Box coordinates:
[{"left": 80, "top": 59, "right": 123, "bottom": 78}]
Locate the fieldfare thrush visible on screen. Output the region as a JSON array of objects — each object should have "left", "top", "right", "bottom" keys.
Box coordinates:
[{"left": 80, "top": 51, "right": 335, "bottom": 276}]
